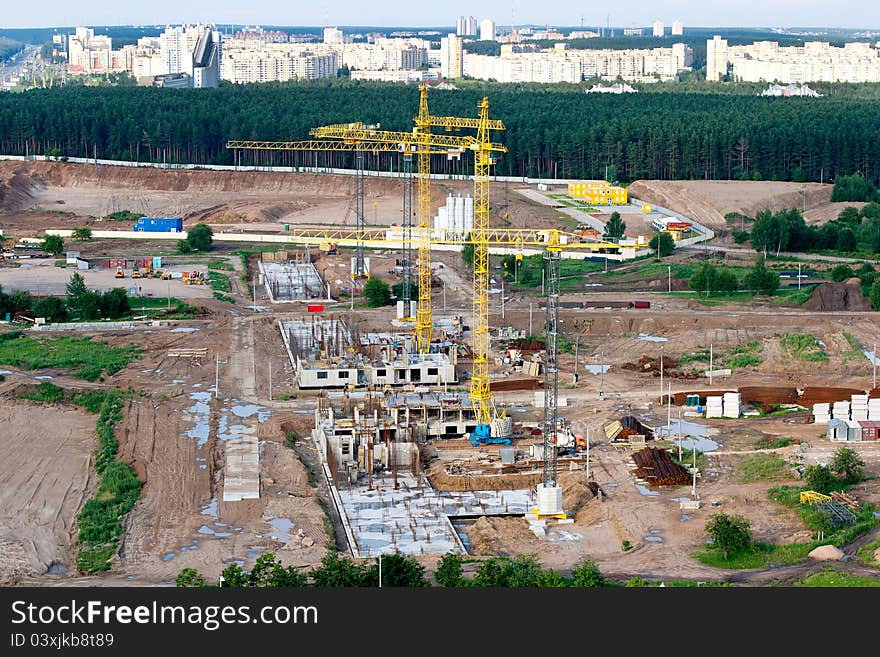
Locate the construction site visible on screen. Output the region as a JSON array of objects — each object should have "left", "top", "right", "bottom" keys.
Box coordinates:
[{"left": 2, "top": 83, "right": 880, "bottom": 587}]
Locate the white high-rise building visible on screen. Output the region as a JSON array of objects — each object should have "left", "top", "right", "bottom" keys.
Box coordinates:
[
  {"left": 323, "top": 27, "right": 344, "bottom": 44},
  {"left": 440, "top": 34, "right": 463, "bottom": 78},
  {"left": 466, "top": 16, "right": 478, "bottom": 36},
  {"left": 479, "top": 19, "right": 496, "bottom": 42},
  {"left": 671, "top": 20, "right": 683, "bottom": 36},
  {"left": 706, "top": 35, "right": 729, "bottom": 81},
  {"left": 456, "top": 16, "right": 477, "bottom": 36},
  {"left": 652, "top": 20, "right": 664, "bottom": 37}
]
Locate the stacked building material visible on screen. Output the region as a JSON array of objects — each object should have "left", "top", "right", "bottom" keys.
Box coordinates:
[
  {"left": 851, "top": 394, "right": 869, "bottom": 422},
  {"left": 738, "top": 386, "right": 799, "bottom": 413},
  {"left": 812, "top": 403, "right": 830, "bottom": 424},
  {"left": 799, "top": 387, "right": 865, "bottom": 407},
  {"left": 832, "top": 400, "right": 850, "bottom": 420},
  {"left": 706, "top": 395, "right": 724, "bottom": 419},
  {"left": 869, "top": 397, "right": 880, "bottom": 421},
  {"left": 619, "top": 415, "right": 655, "bottom": 440},
  {"left": 671, "top": 390, "right": 734, "bottom": 405},
  {"left": 722, "top": 392, "right": 741, "bottom": 418},
  {"left": 631, "top": 447, "right": 691, "bottom": 486}
]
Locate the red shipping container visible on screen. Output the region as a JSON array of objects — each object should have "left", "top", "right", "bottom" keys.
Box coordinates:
[
  {"left": 633, "top": 300, "right": 651, "bottom": 309},
  {"left": 307, "top": 304, "right": 324, "bottom": 312}
]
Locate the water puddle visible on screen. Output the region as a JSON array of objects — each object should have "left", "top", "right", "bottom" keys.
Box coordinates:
[
  {"left": 584, "top": 365, "right": 610, "bottom": 374},
  {"left": 34, "top": 375, "right": 53, "bottom": 380},
  {"left": 0, "top": 370, "right": 13, "bottom": 375},
  {"left": 266, "top": 518, "right": 295, "bottom": 543},
  {"left": 548, "top": 530, "right": 582, "bottom": 542},
  {"left": 46, "top": 563, "right": 67, "bottom": 575},
  {"left": 200, "top": 498, "right": 218, "bottom": 519},
  {"left": 171, "top": 379, "right": 185, "bottom": 384},
  {"left": 680, "top": 514, "right": 692, "bottom": 522},
  {"left": 161, "top": 552, "right": 177, "bottom": 561},
  {"left": 638, "top": 333, "right": 668, "bottom": 342},
  {"left": 636, "top": 485, "right": 660, "bottom": 497},
  {"left": 185, "top": 392, "right": 212, "bottom": 447},
  {"left": 644, "top": 536, "right": 664, "bottom": 543},
  {"left": 167, "top": 327, "right": 200, "bottom": 333}
]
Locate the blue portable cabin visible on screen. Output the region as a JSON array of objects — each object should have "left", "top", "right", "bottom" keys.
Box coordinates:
[{"left": 133, "top": 217, "right": 183, "bottom": 233}]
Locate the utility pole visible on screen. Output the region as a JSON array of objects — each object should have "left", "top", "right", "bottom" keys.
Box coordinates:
[
  {"left": 378, "top": 553, "right": 382, "bottom": 588},
  {"left": 268, "top": 360, "right": 273, "bottom": 401},
  {"left": 691, "top": 441, "right": 697, "bottom": 498},
  {"left": 541, "top": 268, "right": 545, "bottom": 296},
  {"left": 678, "top": 407, "right": 683, "bottom": 460},
  {"left": 585, "top": 428, "right": 590, "bottom": 479},
  {"left": 798, "top": 262, "right": 801, "bottom": 290},
  {"left": 528, "top": 302, "right": 533, "bottom": 336},
  {"left": 214, "top": 355, "right": 228, "bottom": 399},
  {"left": 442, "top": 280, "right": 446, "bottom": 311},
  {"left": 501, "top": 277, "right": 505, "bottom": 320},
  {"left": 668, "top": 265, "right": 671, "bottom": 293},
  {"left": 599, "top": 350, "right": 605, "bottom": 398},
  {"left": 709, "top": 343, "right": 713, "bottom": 386},
  {"left": 667, "top": 381, "right": 672, "bottom": 440},
  {"left": 874, "top": 340, "right": 877, "bottom": 390},
  {"left": 252, "top": 274, "right": 257, "bottom": 310},
  {"left": 659, "top": 346, "right": 664, "bottom": 406},
  {"left": 573, "top": 338, "right": 579, "bottom": 384}
]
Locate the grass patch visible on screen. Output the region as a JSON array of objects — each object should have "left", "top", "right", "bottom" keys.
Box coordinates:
[
  {"left": 857, "top": 537, "right": 880, "bottom": 567},
  {"left": 780, "top": 333, "right": 829, "bottom": 362},
  {"left": 668, "top": 446, "right": 706, "bottom": 472},
  {"left": 739, "top": 454, "right": 793, "bottom": 483},
  {"left": 213, "top": 292, "right": 236, "bottom": 304},
  {"left": 208, "top": 259, "right": 234, "bottom": 271},
  {"left": 208, "top": 271, "right": 231, "bottom": 293},
  {"left": 755, "top": 437, "right": 795, "bottom": 450},
  {"left": 104, "top": 210, "right": 144, "bottom": 222},
  {"left": 841, "top": 332, "right": 864, "bottom": 363},
  {"left": 0, "top": 335, "right": 141, "bottom": 381},
  {"left": 20, "top": 381, "right": 65, "bottom": 403},
  {"left": 76, "top": 393, "right": 142, "bottom": 572},
  {"left": 677, "top": 349, "right": 711, "bottom": 364},
  {"left": 695, "top": 542, "right": 814, "bottom": 569},
  {"left": 723, "top": 340, "right": 764, "bottom": 369},
  {"left": 796, "top": 569, "right": 880, "bottom": 587}
]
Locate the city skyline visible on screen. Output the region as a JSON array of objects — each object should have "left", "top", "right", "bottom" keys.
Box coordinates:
[{"left": 2, "top": 1, "right": 880, "bottom": 30}]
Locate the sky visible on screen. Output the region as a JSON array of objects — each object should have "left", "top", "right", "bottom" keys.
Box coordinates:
[{"left": 3, "top": 1, "right": 879, "bottom": 30}]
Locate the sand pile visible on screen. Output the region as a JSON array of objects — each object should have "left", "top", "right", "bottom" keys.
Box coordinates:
[
  {"left": 468, "top": 517, "right": 536, "bottom": 556},
  {"left": 804, "top": 280, "right": 872, "bottom": 312},
  {"left": 807, "top": 545, "right": 844, "bottom": 561}
]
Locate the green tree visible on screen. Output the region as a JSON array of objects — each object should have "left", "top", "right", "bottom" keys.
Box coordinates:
[
  {"left": 72, "top": 227, "right": 93, "bottom": 241},
  {"left": 310, "top": 550, "right": 370, "bottom": 587},
  {"left": 461, "top": 236, "right": 475, "bottom": 269},
  {"left": 364, "top": 552, "right": 429, "bottom": 587},
  {"left": 41, "top": 234, "right": 64, "bottom": 256},
  {"left": 648, "top": 232, "right": 675, "bottom": 258},
  {"left": 186, "top": 223, "right": 213, "bottom": 252},
  {"left": 837, "top": 206, "right": 861, "bottom": 225},
  {"left": 33, "top": 296, "right": 67, "bottom": 322},
  {"left": 434, "top": 553, "right": 467, "bottom": 587},
  {"left": 743, "top": 257, "right": 779, "bottom": 295},
  {"left": 248, "top": 553, "right": 307, "bottom": 587},
  {"left": 871, "top": 279, "right": 880, "bottom": 310},
  {"left": 363, "top": 277, "right": 392, "bottom": 307},
  {"left": 831, "top": 264, "right": 855, "bottom": 282},
  {"left": 176, "top": 239, "right": 192, "bottom": 254},
  {"left": 791, "top": 167, "right": 807, "bottom": 183},
  {"left": 7, "top": 289, "right": 33, "bottom": 314},
  {"left": 704, "top": 512, "right": 752, "bottom": 560},
  {"left": 569, "top": 558, "right": 607, "bottom": 587},
  {"left": 836, "top": 227, "right": 857, "bottom": 252},
  {"left": 536, "top": 569, "right": 569, "bottom": 587},
  {"left": 829, "top": 446, "right": 866, "bottom": 484},
  {"left": 804, "top": 464, "right": 836, "bottom": 494},
  {"left": 603, "top": 211, "right": 626, "bottom": 242},
  {"left": 219, "top": 562, "right": 249, "bottom": 587},
  {"left": 99, "top": 288, "right": 131, "bottom": 319},
  {"left": 175, "top": 567, "right": 206, "bottom": 587},
  {"left": 831, "top": 173, "right": 878, "bottom": 202}
]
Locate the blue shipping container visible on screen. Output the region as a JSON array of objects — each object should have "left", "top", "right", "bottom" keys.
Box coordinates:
[{"left": 133, "top": 217, "right": 183, "bottom": 233}]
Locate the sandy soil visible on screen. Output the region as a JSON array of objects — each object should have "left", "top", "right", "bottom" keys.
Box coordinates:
[
  {"left": 0, "top": 401, "right": 97, "bottom": 583},
  {"left": 0, "top": 161, "right": 568, "bottom": 238},
  {"left": 628, "top": 180, "right": 840, "bottom": 233}
]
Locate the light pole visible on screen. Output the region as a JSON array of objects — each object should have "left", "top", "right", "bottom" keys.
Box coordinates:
[
  {"left": 528, "top": 302, "right": 533, "bottom": 336},
  {"left": 667, "top": 265, "right": 671, "bottom": 293},
  {"left": 798, "top": 262, "right": 801, "bottom": 290},
  {"left": 659, "top": 346, "right": 664, "bottom": 406},
  {"left": 214, "top": 355, "right": 228, "bottom": 399},
  {"left": 874, "top": 340, "right": 877, "bottom": 390},
  {"left": 599, "top": 350, "right": 605, "bottom": 399},
  {"left": 268, "top": 360, "right": 273, "bottom": 401}
]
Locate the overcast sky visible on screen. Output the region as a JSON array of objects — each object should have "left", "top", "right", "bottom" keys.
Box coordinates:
[{"left": 4, "top": 1, "right": 879, "bottom": 30}]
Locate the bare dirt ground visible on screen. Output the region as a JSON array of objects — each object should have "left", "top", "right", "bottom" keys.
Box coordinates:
[
  {"left": 0, "top": 161, "right": 569, "bottom": 239},
  {"left": 628, "top": 180, "right": 848, "bottom": 234},
  {"left": 0, "top": 401, "right": 97, "bottom": 583}
]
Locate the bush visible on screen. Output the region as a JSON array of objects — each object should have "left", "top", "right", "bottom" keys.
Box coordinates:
[
  {"left": 830, "top": 446, "right": 866, "bottom": 484},
  {"left": 705, "top": 512, "right": 752, "bottom": 559},
  {"left": 363, "top": 277, "right": 392, "bottom": 307},
  {"left": 831, "top": 264, "right": 855, "bottom": 282},
  {"left": 649, "top": 232, "right": 675, "bottom": 258},
  {"left": 804, "top": 464, "right": 836, "bottom": 494}
]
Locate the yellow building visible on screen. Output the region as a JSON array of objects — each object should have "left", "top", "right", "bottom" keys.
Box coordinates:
[{"left": 567, "top": 180, "right": 628, "bottom": 205}]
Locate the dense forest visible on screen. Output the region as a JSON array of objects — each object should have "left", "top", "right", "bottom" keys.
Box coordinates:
[
  {"left": 2, "top": 80, "right": 880, "bottom": 182},
  {"left": 0, "top": 37, "right": 23, "bottom": 61}
]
